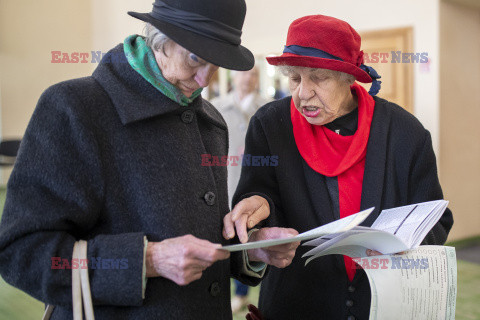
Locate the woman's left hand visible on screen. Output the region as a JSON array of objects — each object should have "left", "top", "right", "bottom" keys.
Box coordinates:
[
  {"left": 247, "top": 227, "right": 300, "bottom": 268},
  {"left": 366, "top": 249, "right": 383, "bottom": 256},
  {"left": 223, "top": 195, "right": 270, "bottom": 243},
  {"left": 366, "top": 249, "right": 405, "bottom": 256}
]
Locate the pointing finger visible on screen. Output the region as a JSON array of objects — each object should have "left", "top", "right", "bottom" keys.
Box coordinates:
[{"left": 247, "top": 202, "right": 270, "bottom": 229}]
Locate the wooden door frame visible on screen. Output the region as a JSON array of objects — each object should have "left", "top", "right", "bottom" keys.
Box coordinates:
[{"left": 360, "top": 27, "right": 414, "bottom": 113}]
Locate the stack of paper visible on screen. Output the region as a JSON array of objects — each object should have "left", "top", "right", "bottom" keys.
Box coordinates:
[{"left": 302, "top": 200, "right": 449, "bottom": 263}]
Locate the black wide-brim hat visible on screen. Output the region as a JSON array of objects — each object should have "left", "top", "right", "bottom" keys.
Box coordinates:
[{"left": 128, "top": 0, "right": 254, "bottom": 71}]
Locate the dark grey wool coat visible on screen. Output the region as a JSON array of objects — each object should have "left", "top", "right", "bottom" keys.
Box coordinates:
[
  {"left": 0, "top": 44, "right": 252, "bottom": 319},
  {"left": 233, "top": 96, "right": 454, "bottom": 320}
]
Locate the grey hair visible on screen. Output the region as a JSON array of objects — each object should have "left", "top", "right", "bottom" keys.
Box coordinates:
[
  {"left": 144, "top": 23, "right": 171, "bottom": 53},
  {"left": 279, "top": 65, "right": 355, "bottom": 84}
]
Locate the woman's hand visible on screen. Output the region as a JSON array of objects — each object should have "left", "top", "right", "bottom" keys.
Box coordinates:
[
  {"left": 366, "top": 249, "right": 405, "bottom": 256},
  {"left": 247, "top": 227, "right": 300, "bottom": 268},
  {"left": 366, "top": 249, "right": 383, "bottom": 256},
  {"left": 146, "top": 235, "right": 230, "bottom": 285},
  {"left": 223, "top": 195, "right": 270, "bottom": 243},
  {"left": 246, "top": 304, "right": 265, "bottom": 320}
]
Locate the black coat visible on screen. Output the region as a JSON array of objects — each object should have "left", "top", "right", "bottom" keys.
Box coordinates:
[
  {"left": 0, "top": 44, "right": 250, "bottom": 320},
  {"left": 233, "top": 96, "right": 454, "bottom": 320}
]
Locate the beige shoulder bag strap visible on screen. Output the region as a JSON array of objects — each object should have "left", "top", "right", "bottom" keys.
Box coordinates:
[{"left": 42, "top": 240, "right": 95, "bottom": 320}]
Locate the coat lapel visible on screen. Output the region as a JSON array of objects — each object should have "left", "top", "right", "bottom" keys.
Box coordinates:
[
  {"left": 301, "top": 159, "right": 337, "bottom": 226},
  {"left": 360, "top": 98, "right": 390, "bottom": 227},
  {"left": 302, "top": 159, "right": 352, "bottom": 275}
]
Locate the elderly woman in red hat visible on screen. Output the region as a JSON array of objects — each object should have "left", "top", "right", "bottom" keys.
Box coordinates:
[{"left": 223, "top": 15, "right": 453, "bottom": 319}]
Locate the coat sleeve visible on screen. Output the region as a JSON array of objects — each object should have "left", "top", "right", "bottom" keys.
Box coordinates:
[
  {"left": 230, "top": 113, "right": 287, "bottom": 285},
  {"left": 0, "top": 85, "right": 145, "bottom": 307},
  {"left": 409, "top": 130, "right": 454, "bottom": 245}
]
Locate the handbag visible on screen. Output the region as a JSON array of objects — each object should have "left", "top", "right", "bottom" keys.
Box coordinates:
[{"left": 42, "top": 240, "right": 95, "bottom": 320}]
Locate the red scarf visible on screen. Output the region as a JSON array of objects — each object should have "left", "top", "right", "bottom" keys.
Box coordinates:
[{"left": 291, "top": 83, "right": 375, "bottom": 281}]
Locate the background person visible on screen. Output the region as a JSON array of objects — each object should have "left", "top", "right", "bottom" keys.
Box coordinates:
[
  {"left": 0, "top": 1, "right": 299, "bottom": 319},
  {"left": 224, "top": 15, "right": 454, "bottom": 319},
  {"left": 211, "top": 66, "right": 271, "bottom": 313},
  {"left": 211, "top": 67, "right": 271, "bottom": 204}
]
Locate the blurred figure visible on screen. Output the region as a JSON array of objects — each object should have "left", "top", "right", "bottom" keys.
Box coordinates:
[
  {"left": 211, "top": 67, "right": 271, "bottom": 313},
  {"left": 211, "top": 67, "right": 271, "bottom": 204},
  {"left": 273, "top": 78, "right": 287, "bottom": 100}
]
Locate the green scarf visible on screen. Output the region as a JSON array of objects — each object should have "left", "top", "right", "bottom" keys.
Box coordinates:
[{"left": 124, "top": 35, "right": 203, "bottom": 106}]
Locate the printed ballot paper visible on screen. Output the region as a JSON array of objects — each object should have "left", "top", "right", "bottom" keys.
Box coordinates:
[
  {"left": 364, "top": 246, "right": 457, "bottom": 320},
  {"left": 221, "top": 207, "right": 374, "bottom": 252},
  {"left": 222, "top": 200, "right": 456, "bottom": 319},
  {"left": 302, "top": 200, "right": 449, "bottom": 263},
  {"left": 223, "top": 200, "right": 447, "bottom": 255}
]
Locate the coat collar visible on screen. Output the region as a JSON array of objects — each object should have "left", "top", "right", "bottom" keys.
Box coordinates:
[{"left": 92, "top": 44, "right": 225, "bottom": 129}]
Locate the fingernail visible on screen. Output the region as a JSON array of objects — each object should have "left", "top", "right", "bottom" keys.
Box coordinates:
[{"left": 228, "top": 232, "right": 234, "bottom": 239}]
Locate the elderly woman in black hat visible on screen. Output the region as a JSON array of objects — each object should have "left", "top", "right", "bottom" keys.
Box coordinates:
[
  {"left": 223, "top": 15, "right": 453, "bottom": 319},
  {"left": 0, "top": 1, "right": 298, "bottom": 319}
]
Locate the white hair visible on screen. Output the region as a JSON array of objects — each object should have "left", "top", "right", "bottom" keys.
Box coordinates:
[
  {"left": 279, "top": 65, "right": 355, "bottom": 84},
  {"left": 144, "top": 23, "right": 171, "bottom": 53}
]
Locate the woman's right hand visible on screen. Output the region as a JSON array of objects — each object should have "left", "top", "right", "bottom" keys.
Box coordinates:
[
  {"left": 146, "top": 235, "right": 230, "bottom": 285},
  {"left": 223, "top": 195, "right": 270, "bottom": 243}
]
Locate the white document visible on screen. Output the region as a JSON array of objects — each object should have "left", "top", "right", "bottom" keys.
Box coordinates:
[
  {"left": 301, "top": 200, "right": 449, "bottom": 263},
  {"left": 371, "top": 200, "right": 448, "bottom": 248},
  {"left": 302, "top": 229, "right": 410, "bottom": 264},
  {"left": 363, "top": 246, "right": 457, "bottom": 320},
  {"left": 221, "top": 207, "right": 374, "bottom": 252}
]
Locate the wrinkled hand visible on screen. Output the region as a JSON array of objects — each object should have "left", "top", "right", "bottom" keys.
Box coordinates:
[
  {"left": 146, "top": 234, "right": 230, "bottom": 285},
  {"left": 247, "top": 227, "right": 300, "bottom": 268},
  {"left": 246, "top": 304, "right": 265, "bottom": 320},
  {"left": 223, "top": 196, "right": 270, "bottom": 243}
]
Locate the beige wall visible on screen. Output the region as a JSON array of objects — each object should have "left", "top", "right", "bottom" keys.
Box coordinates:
[
  {"left": 440, "top": 1, "right": 480, "bottom": 240},
  {"left": 0, "top": 0, "right": 93, "bottom": 138},
  {"left": 90, "top": 0, "right": 150, "bottom": 53},
  {"left": 0, "top": 0, "right": 95, "bottom": 183}
]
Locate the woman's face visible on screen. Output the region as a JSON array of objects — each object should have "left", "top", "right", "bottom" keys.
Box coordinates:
[
  {"left": 288, "top": 67, "right": 355, "bottom": 126},
  {"left": 155, "top": 41, "right": 219, "bottom": 97}
]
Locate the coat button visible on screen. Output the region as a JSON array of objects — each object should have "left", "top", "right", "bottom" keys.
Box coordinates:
[
  {"left": 347, "top": 316, "right": 356, "bottom": 320},
  {"left": 209, "top": 282, "right": 220, "bottom": 297},
  {"left": 346, "top": 299, "right": 354, "bottom": 307},
  {"left": 204, "top": 192, "right": 216, "bottom": 206},
  {"left": 348, "top": 285, "right": 355, "bottom": 293},
  {"left": 181, "top": 110, "right": 194, "bottom": 123}
]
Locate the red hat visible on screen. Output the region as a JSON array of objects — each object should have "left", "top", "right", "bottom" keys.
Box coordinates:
[{"left": 267, "top": 15, "right": 381, "bottom": 95}]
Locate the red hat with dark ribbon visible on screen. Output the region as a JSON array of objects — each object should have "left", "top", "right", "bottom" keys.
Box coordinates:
[{"left": 267, "top": 15, "right": 381, "bottom": 95}]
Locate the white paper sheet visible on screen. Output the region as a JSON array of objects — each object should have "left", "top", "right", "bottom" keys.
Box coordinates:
[
  {"left": 302, "top": 230, "right": 410, "bottom": 265},
  {"left": 221, "top": 207, "right": 374, "bottom": 252}
]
